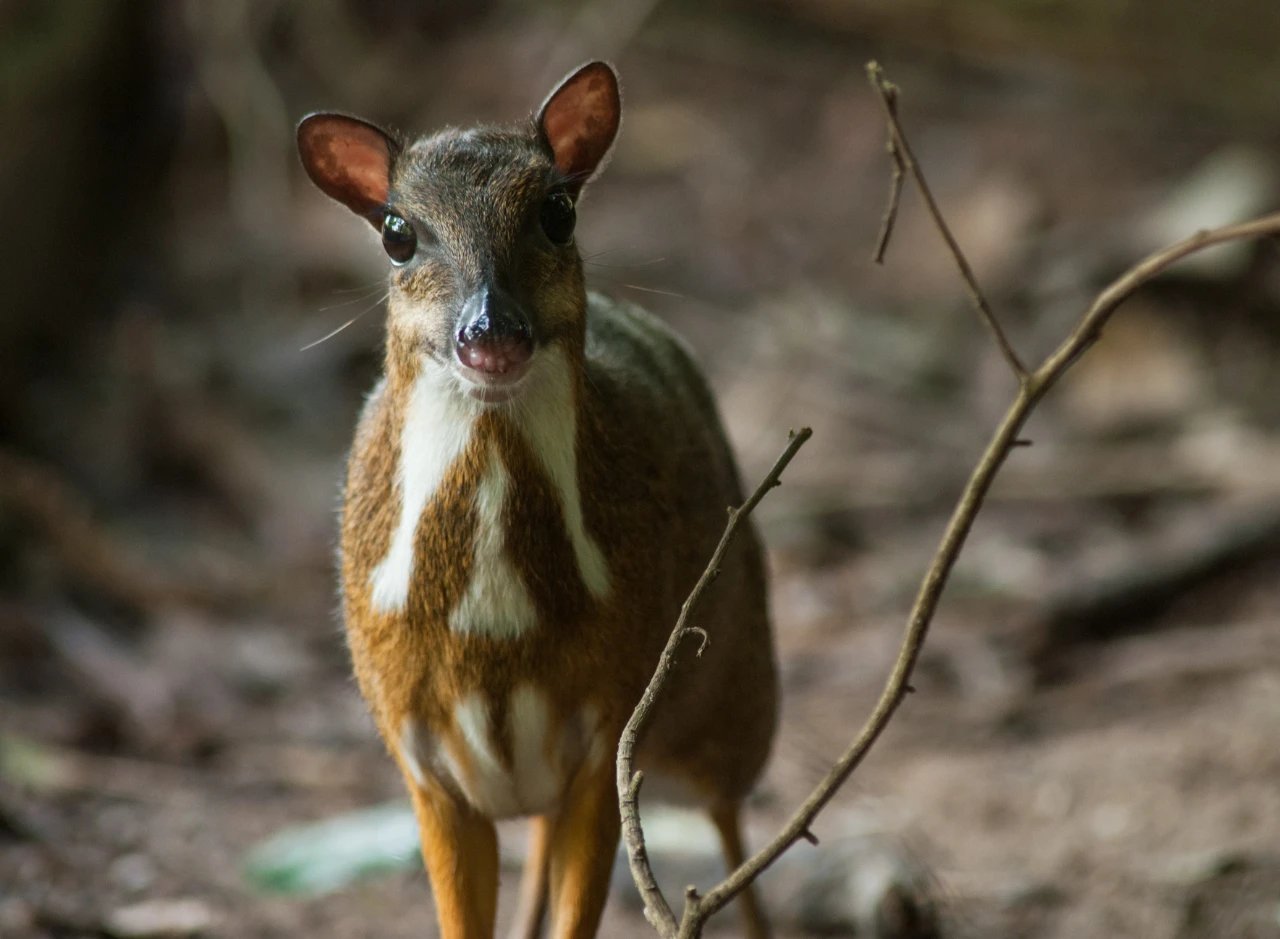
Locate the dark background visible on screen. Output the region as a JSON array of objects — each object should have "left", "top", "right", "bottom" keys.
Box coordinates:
[{"left": 3, "top": 1, "right": 1280, "bottom": 937}]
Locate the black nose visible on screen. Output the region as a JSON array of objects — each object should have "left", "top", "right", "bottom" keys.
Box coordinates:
[{"left": 456, "top": 288, "right": 534, "bottom": 374}]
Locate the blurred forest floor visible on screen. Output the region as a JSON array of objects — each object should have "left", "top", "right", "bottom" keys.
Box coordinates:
[{"left": 3, "top": 2, "right": 1280, "bottom": 938}]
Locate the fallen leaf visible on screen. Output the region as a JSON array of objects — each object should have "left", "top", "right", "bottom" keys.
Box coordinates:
[{"left": 243, "top": 802, "right": 420, "bottom": 894}]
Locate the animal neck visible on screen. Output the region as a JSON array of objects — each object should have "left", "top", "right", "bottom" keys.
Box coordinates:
[{"left": 368, "top": 344, "right": 610, "bottom": 626}]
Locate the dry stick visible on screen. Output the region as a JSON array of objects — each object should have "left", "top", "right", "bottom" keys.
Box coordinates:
[
  {"left": 618, "top": 60, "right": 1280, "bottom": 939},
  {"left": 871, "top": 80, "right": 905, "bottom": 264},
  {"left": 705, "top": 239, "right": 1280, "bottom": 929},
  {"left": 0, "top": 449, "right": 178, "bottom": 612},
  {"left": 866, "top": 62, "right": 1029, "bottom": 383},
  {"left": 616, "top": 427, "right": 812, "bottom": 938}
]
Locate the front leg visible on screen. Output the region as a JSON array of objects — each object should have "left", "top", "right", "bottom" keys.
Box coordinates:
[
  {"left": 409, "top": 778, "right": 500, "bottom": 939},
  {"left": 546, "top": 762, "right": 621, "bottom": 939}
]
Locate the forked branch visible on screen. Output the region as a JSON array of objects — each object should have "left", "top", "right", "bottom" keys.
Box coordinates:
[
  {"left": 867, "top": 62, "right": 1029, "bottom": 383},
  {"left": 618, "top": 61, "right": 1280, "bottom": 939},
  {"left": 616, "top": 427, "right": 811, "bottom": 937}
]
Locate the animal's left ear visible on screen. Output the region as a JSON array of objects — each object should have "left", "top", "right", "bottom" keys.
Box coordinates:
[{"left": 536, "top": 61, "right": 621, "bottom": 196}]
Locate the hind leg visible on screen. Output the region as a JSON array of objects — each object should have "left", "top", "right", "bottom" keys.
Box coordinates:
[
  {"left": 507, "top": 815, "right": 551, "bottom": 939},
  {"left": 709, "top": 802, "right": 771, "bottom": 939},
  {"left": 545, "top": 763, "right": 621, "bottom": 939}
]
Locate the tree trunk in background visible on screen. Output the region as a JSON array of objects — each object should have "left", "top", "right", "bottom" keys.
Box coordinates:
[{"left": 0, "top": 0, "right": 180, "bottom": 457}]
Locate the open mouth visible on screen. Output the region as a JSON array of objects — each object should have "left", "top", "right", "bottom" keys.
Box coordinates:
[{"left": 453, "top": 341, "right": 533, "bottom": 403}]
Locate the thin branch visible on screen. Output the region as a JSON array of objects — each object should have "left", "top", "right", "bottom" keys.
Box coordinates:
[
  {"left": 866, "top": 61, "right": 1029, "bottom": 383},
  {"left": 616, "top": 428, "right": 812, "bottom": 939},
  {"left": 1032, "top": 215, "right": 1280, "bottom": 397},
  {"left": 871, "top": 79, "right": 905, "bottom": 264},
  {"left": 692, "top": 216, "right": 1280, "bottom": 939},
  {"left": 698, "top": 370, "right": 1032, "bottom": 929}
]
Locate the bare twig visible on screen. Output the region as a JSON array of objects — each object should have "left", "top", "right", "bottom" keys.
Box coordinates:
[
  {"left": 867, "top": 62, "right": 1029, "bottom": 383},
  {"left": 616, "top": 428, "right": 812, "bottom": 938},
  {"left": 1034, "top": 214, "right": 1280, "bottom": 395},
  {"left": 0, "top": 446, "right": 261, "bottom": 612},
  {"left": 618, "top": 61, "right": 1280, "bottom": 939},
  {"left": 871, "top": 80, "right": 904, "bottom": 264}
]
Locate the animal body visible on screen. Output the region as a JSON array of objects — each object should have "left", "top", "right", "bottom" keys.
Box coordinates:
[{"left": 297, "top": 62, "right": 777, "bottom": 939}]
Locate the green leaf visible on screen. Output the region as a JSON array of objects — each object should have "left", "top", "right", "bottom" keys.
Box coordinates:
[
  {"left": 243, "top": 802, "right": 421, "bottom": 895},
  {"left": 0, "top": 734, "right": 74, "bottom": 790}
]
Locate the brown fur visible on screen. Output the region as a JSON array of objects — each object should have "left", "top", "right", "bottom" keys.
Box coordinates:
[{"left": 317, "top": 67, "right": 776, "bottom": 939}]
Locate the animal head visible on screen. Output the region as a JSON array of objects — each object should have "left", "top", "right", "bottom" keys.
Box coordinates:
[{"left": 297, "top": 62, "right": 621, "bottom": 401}]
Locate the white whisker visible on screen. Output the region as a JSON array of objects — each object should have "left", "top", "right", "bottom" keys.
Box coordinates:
[
  {"left": 300, "top": 290, "right": 390, "bottom": 352},
  {"left": 617, "top": 282, "right": 686, "bottom": 299}
]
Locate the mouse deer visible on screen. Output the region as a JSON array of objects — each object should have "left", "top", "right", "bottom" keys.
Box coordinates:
[{"left": 297, "top": 62, "right": 777, "bottom": 939}]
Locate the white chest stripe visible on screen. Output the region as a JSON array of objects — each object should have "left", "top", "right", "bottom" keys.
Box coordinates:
[
  {"left": 449, "top": 444, "right": 537, "bottom": 637},
  {"left": 368, "top": 349, "right": 611, "bottom": 621},
  {"left": 507, "top": 684, "right": 562, "bottom": 812},
  {"left": 512, "top": 347, "right": 611, "bottom": 599}
]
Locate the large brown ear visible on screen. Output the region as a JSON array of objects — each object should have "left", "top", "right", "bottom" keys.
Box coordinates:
[
  {"left": 536, "top": 61, "right": 620, "bottom": 195},
  {"left": 296, "top": 113, "right": 398, "bottom": 225}
]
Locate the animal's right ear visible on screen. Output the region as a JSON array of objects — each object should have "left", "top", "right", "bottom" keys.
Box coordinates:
[{"left": 296, "top": 113, "right": 399, "bottom": 225}]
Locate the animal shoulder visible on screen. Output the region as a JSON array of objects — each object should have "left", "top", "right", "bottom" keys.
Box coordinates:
[{"left": 583, "top": 293, "right": 721, "bottom": 429}]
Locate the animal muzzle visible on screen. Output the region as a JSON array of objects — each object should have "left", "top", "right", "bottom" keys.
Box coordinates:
[{"left": 455, "top": 287, "right": 535, "bottom": 383}]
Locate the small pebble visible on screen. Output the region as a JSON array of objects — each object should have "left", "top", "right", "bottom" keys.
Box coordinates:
[
  {"left": 0, "top": 898, "right": 35, "bottom": 933},
  {"left": 104, "top": 898, "right": 215, "bottom": 938},
  {"left": 1089, "top": 803, "right": 1130, "bottom": 840},
  {"left": 109, "top": 852, "right": 158, "bottom": 892}
]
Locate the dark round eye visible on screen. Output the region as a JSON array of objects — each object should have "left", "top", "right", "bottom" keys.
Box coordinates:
[
  {"left": 381, "top": 212, "right": 417, "bottom": 264},
  {"left": 540, "top": 192, "right": 576, "bottom": 246}
]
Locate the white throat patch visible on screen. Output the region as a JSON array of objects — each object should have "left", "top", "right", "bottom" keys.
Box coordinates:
[
  {"left": 369, "top": 364, "right": 477, "bottom": 613},
  {"left": 367, "top": 348, "right": 611, "bottom": 631},
  {"left": 507, "top": 347, "right": 611, "bottom": 600}
]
